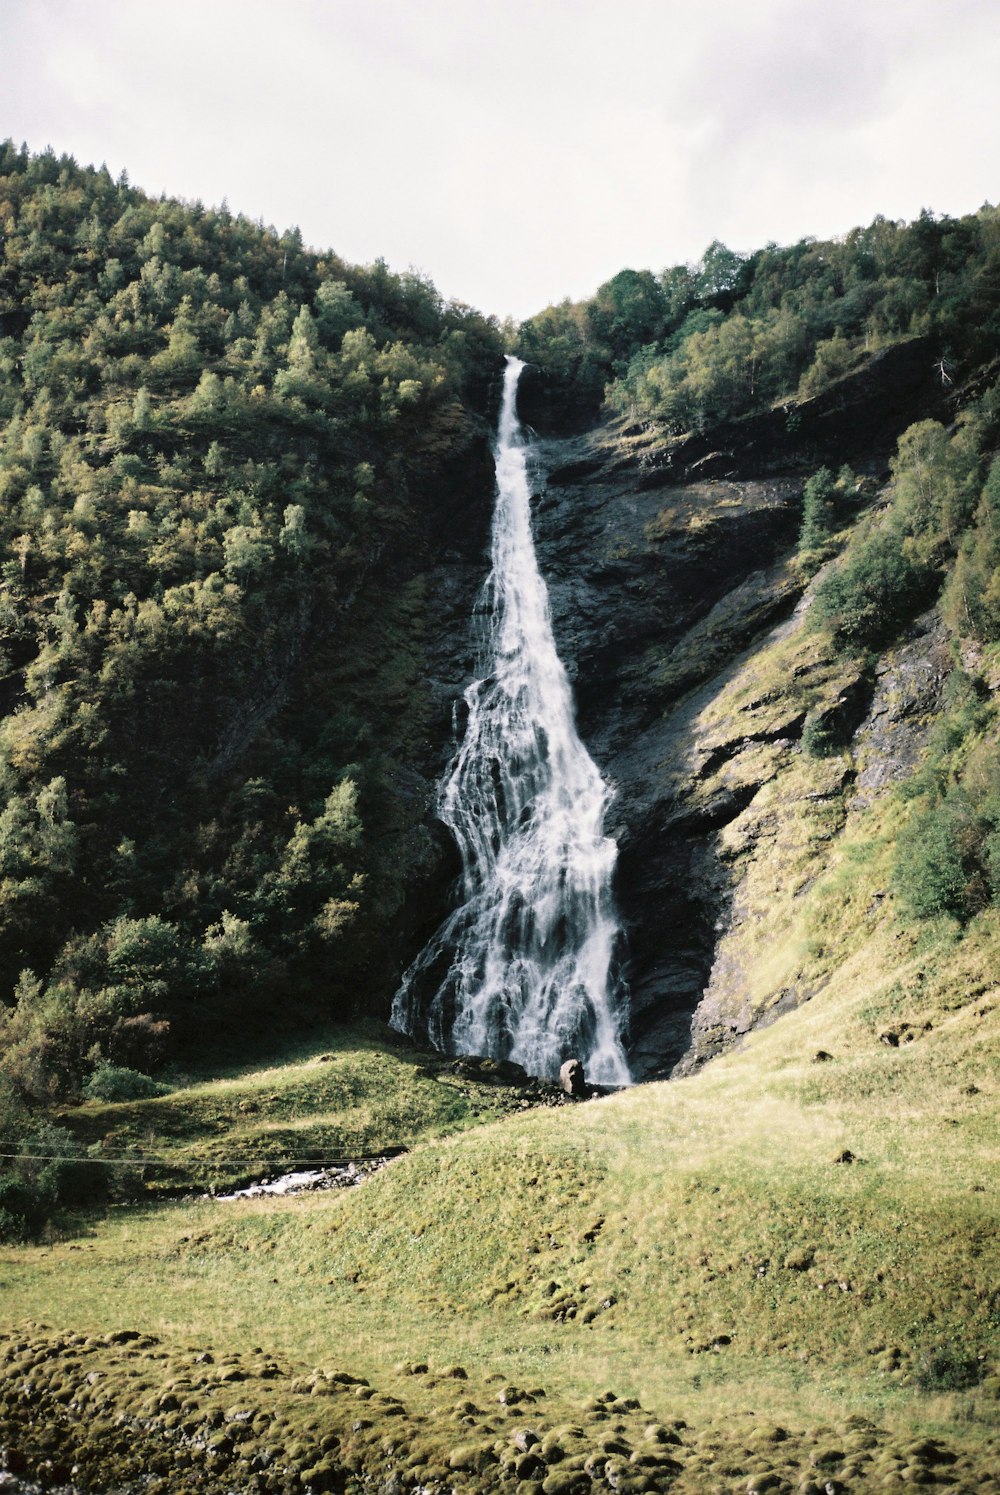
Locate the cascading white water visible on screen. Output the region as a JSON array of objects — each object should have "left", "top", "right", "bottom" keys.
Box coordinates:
[{"left": 390, "top": 356, "right": 630, "bottom": 1085}]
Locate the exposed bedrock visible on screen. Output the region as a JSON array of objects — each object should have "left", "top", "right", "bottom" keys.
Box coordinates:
[
  {"left": 521, "top": 341, "right": 954, "bottom": 1079},
  {"left": 393, "top": 343, "right": 955, "bottom": 1079}
]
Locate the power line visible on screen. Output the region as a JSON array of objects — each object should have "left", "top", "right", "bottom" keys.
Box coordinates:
[{"left": 0, "top": 1148, "right": 403, "bottom": 1169}]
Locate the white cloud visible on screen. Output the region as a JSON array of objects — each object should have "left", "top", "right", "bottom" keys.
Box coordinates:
[{"left": 1, "top": 0, "right": 998, "bottom": 319}]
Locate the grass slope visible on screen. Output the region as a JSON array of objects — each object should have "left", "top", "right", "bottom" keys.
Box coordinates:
[
  {"left": 2, "top": 936, "right": 998, "bottom": 1490},
  {"left": 55, "top": 1021, "right": 545, "bottom": 1195}
]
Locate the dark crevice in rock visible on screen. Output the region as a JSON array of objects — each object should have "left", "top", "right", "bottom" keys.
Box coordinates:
[
  {"left": 389, "top": 343, "right": 960, "bottom": 1080},
  {"left": 522, "top": 343, "right": 957, "bottom": 1080},
  {"left": 693, "top": 717, "right": 809, "bottom": 782}
]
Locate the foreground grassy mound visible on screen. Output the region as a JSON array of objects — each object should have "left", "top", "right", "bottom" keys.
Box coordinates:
[
  {"left": 52, "top": 1021, "right": 544, "bottom": 1197},
  {"left": 2, "top": 941, "right": 998, "bottom": 1490}
]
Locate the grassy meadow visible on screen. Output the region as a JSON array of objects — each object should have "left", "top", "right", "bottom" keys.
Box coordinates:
[{"left": 2, "top": 907, "right": 998, "bottom": 1490}]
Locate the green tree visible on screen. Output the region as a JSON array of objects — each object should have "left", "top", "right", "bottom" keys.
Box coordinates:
[
  {"left": 586, "top": 269, "right": 666, "bottom": 364},
  {"left": 799, "top": 467, "right": 837, "bottom": 552},
  {"left": 813, "top": 527, "right": 932, "bottom": 653},
  {"left": 891, "top": 418, "right": 979, "bottom": 552},
  {"left": 315, "top": 278, "right": 363, "bottom": 347}
]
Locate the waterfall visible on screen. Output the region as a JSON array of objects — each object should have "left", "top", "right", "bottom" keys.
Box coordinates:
[{"left": 390, "top": 356, "right": 630, "bottom": 1086}]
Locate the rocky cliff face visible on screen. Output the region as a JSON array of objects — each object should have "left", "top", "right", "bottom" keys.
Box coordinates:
[
  {"left": 391, "top": 343, "right": 961, "bottom": 1081},
  {"left": 336, "top": 402, "right": 498, "bottom": 995},
  {"left": 521, "top": 340, "right": 956, "bottom": 1079}
]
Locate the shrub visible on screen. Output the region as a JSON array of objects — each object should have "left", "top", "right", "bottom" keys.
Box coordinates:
[
  {"left": 812, "top": 528, "right": 933, "bottom": 653},
  {"left": 0, "top": 1120, "right": 104, "bottom": 1240},
  {"left": 915, "top": 1342, "right": 985, "bottom": 1391},
  {"left": 893, "top": 734, "right": 1000, "bottom": 924},
  {"left": 83, "top": 1061, "right": 166, "bottom": 1102},
  {"left": 893, "top": 794, "right": 984, "bottom": 922},
  {"left": 801, "top": 710, "right": 841, "bottom": 758}
]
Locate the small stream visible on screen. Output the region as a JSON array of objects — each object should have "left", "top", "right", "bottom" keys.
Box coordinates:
[{"left": 213, "top": 1155, "right": 395, "bottom": 1201}]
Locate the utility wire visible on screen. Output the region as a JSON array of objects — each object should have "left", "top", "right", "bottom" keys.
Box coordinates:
[{"left": 0, "top": 1148, "right": 402, "bottom": 1168}]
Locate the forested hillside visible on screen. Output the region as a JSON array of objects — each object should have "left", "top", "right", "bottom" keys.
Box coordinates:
[
  {"left": 0, "top": 143, "right": 502, "bottom": 1113},
  {"left": 515, "top": 205, "right": 1000, "bottom": 429}
]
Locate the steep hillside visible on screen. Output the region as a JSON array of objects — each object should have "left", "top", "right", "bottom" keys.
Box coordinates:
[{"left": 0, "top": 144, "right": 501, "bottom": 1118}]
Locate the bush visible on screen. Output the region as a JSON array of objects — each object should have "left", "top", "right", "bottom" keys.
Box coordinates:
[
  {"left": 893, "top": 795, "right": 983, "bottom": 922},
  {"left": 0, "top": 1204, "right": 29, "bottom": 1243},
  {"left": 812, "top": 528, "right": 933, "bottom": 653},
  {"left": 0, "top": 916, "right": 192, "bottom": 1104},
  {"left": 801, "top": 708, "right": 846, "bottom": 758},
  {"left": 0, "top": 1121, "right": 103, "bottom": 1240},
  {"left": 83, "top": 1061, "right": 166, "bottom": 1102},
  {"left": 893, "top": 741, "right": 1000, "bottom": 927},
  {"left": 915, "top": 1342, "right": 985, "bottom": 1391}
]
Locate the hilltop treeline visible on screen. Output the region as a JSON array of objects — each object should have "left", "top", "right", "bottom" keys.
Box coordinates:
[
  {"left": 516, "top": 205, "right": 1000, "bottom": 426},
  {"left": 0, "top": 142, "right": 503, "bottom": 1106}
]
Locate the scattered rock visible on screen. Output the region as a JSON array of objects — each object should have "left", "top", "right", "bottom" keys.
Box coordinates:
[
  {"left": 746, "top": 1474, "right": 783, "bottom": 1493},
  {"left": 515, "top": 1450, "right": 545, "bottom": 1479}
]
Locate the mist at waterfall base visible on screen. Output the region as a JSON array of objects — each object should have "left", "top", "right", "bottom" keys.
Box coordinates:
[{"left": 391, "top": 357, "right": 631, "bottom": 1086}]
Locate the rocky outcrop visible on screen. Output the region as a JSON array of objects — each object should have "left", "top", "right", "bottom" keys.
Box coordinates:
[
  {"left": 522, "top": 344, "right": 957, "bottom": 1079},
  {"left": 388, "top": 342, "right": 959, "bottom": 1080},
  {"left": 849, "top": 616, "right": 953, "bottom": 808}
]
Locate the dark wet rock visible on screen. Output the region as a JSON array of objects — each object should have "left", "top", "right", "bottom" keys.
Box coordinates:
[
  {"left": 368, "top": 410, "right": 497, "bottom": 996},
  {"left": 529, "top": 441, "right": 809, "bottom": 1079},
  {"left": 447, "top": 1055, "right": 530, "bottom": 1086},
  {"left": 516, "top": 362, "right": 604, "bottom": 436},
  {"left": 804, "top": 672, "right": 873, "bottom": 751},
  {"left": 387, "top": 342, "right": 958, "bottom": 1081}
]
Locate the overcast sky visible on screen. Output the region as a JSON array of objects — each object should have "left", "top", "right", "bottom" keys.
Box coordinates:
[{"left": 2, "top": 0, "right": 999, "bottom": 322}]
